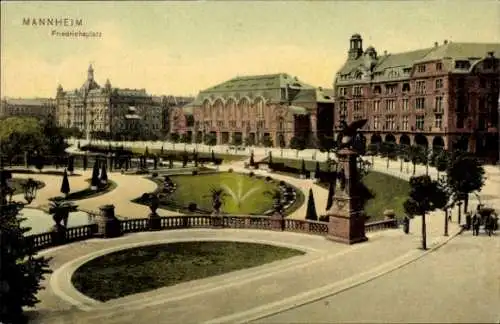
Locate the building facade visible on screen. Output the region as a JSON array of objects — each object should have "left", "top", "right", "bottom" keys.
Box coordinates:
[
  {"left": 0, "top": 98, "right": 55, "bottom": 120},
  {"left": 55, "top": 65, "right": 181, "bottom": 140},
  {"left": 169, "top": 73, "right": 334, "bottom": 147},
  {"left": 334, "top": 34, "right": 500, "bottom": 163}
]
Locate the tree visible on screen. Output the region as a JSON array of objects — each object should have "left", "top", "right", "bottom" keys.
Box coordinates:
[
  {"left": 289, "top": 136, "right": 306, "bottom": 157},
  {"left": 91, "top": 161, "right": 100, "bottom": 189},
  {"left": 300, "top": 159, "right": 307, "bottom": 176},
  {"left": 380, "top": 142, "right": 398, "bottom": 169},
  {"left": 249, "top": 151, "right": 255, "bottom": 167},
  {"left": 366, "top": 143, "right": 379, "bottom": 166},
  {"left": 434, "top": 150, "right": 449, "bottom": 178},
  {"left": 446, "top": 153, "right": 485, "bottom": 214},
  {"left": 305, "top": 188, "right": 318, "bottom": 221},
  {"left": 407, "top": 145, "right": 423, "bottom": 176},
  {"left": 204, "top": 133, "right": 217, "bottom": 147},
  {"left": 33, "top": 154, "right": 44, "bottom": 173},
  {"left": 60, "top": 169, "right": 70, "bottom": 197},
  {"left": 211, "top": 150, "right": 216, "bottom": 163},
  {"left": 262, "top": 136, "right": 273, "bottom": 148},
  {"left": 325, "top": 178, "right": 335, "bottom": 211},
  {"left": 0, "top": 203, "right": 52, "bottom": 323},
  {"left": 182, "top": 152, "right": 189, "bottom": 168},
  {"left": 397, "top": 144, "right": 409, "bottom": 173},
  {"left": 314, "top": 161, "right": 321, "bottom": 178},
  {"left": 100, "top": 162, "right": 108, "bottom": 184},
  {"left": 403, "top": 175, "right": 448, "bottom": 250},
  {"left": 67, "top": 155, "right": 75, "bottom": 175},
  {"left": 268, "top": 151, "right": 273, "bottom": 164}
]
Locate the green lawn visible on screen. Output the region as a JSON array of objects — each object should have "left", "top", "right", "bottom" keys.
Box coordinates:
[
  {"left": 319, "top": 171, "right": 409, "bottom": 221},
  {"left": 9, "top": 178, "right": 45, "bottom": 194},
  {"left": 163, "top": 172, "right": 279, "bottom": 214},
  {"left": 72, "top": 241, "right": 304, "bottom": 301}
]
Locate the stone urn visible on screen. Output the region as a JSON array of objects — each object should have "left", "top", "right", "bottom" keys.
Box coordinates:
[
  {"left": 96, "top": 204, "right": 122, "bottom": 238},
  {"left": 148, "top": 193, "right": 161, "bottom": 231},
  {"left": 383, "top": 209, "right": 396, "bottom": 220}
]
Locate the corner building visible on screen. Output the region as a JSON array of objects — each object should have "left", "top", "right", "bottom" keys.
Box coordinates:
[
  {"left": 334, "top": 34, "right": 500, "bottom": 163},
  {"left": 169, "top": 73, "right": 334, "bottom": 147},
  {"left": 55, "top": 65, "right": 167, "bottom": 140}
]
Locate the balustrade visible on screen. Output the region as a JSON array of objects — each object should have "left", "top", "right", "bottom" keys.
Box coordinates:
[{"left": 24, "top": 210, "right": 398, "bottom": 252}]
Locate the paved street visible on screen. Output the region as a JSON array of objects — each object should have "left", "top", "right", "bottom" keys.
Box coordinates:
[{"left": 257, "top": 230, "right": 500, "bottom": 324}]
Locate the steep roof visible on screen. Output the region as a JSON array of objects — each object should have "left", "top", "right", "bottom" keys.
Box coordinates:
[{"left": 336, "top": 41, "right": 500, "bottom": 83}]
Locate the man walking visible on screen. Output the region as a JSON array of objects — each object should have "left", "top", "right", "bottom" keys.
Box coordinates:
[{"left": 472, "top": 213, "right": 480, "bottom": 236}]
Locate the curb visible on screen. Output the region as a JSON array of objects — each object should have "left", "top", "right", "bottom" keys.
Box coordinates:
[{"left": 205, "top": 226, "right": 464, "bottom": 324}]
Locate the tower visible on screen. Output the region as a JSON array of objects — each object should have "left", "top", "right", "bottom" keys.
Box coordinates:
[
  {"left": 348, "top": 34, "right": 364, "bottom": 60},
  {"left": 87, "top": 64, "right": 94, "bottom": 81}
]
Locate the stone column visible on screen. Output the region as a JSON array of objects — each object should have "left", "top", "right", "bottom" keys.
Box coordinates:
[
  {"left": 96, "top": 204, "right": 122, "bottom": 238},
  {"left": 326, "top": 148, "right": 368, "bottom": 245}
]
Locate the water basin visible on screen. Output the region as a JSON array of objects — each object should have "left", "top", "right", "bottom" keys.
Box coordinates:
[{"left": 19, "top": 208, "right": 95, "bottom": 235}]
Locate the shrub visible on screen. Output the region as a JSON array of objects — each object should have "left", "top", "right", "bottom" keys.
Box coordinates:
[
  {"left": 319, "top": 215, "right": 329, "bottom": 222},
  {"left": 151, "top": 172, "right": 158, "bottom": 178},
  {"left": 188, "top": 202, "right": 197, "bottom": 212},
  {"left": 192, "top": 170, "right": 198, "bottom": 176},
  {"left": 265, "top": 176, "right": 272, "bottom": 182},
  {"left": 249, "top": 171, "right": 255, "bottom": 177},
  {"left": 228, "top": 168, "right": 233, "bottom": 173},
  {"left": 279, "top": 180, "right": 285, "bottom": 186}
]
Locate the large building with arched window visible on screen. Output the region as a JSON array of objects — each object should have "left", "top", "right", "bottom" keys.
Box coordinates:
[
  {"left": 334, "top": 34, "right": 500, "bottom": 163},
  {"left": 169, "top": 73, "right": 334, "bottom": 147}
]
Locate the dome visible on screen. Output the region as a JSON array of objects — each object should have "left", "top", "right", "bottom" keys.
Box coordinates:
[{"left": 351, "top": 33, "right": 362, "bottom": 39}]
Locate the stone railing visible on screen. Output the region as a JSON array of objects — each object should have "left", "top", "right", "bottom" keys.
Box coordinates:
[{"left": 25, "top": 211, "right": 398, "bottom": 253}]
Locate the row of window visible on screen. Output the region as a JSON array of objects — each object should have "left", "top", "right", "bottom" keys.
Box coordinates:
[
  {"left": 343, "top": 96, "right": 446, "bottom": 114},
  {"left": 193, "top": 120, "right": 274, "bottom": 130},
  {"left": 338, "top": 78, "right": 445, "bottom": 97},
  {"left": 369, "top": 115, "right": 443, "bottom": 131}
]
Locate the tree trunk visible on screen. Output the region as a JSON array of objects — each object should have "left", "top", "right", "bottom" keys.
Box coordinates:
[
  {"left": 444, "top": 208, "right": 449, "bottom": 236},
  {"left": 371, "top": 155, "right": 374, "bottom": 166},
  {"left": 400, "top": 159, "right": 403, "bottom": 172},
  {"left": 421, "top": 213, "right": 427, "bottom": 250},
  {"left": 464, "top": 195, "right": 469, "bottom": 214},
  {"left": 412, "top": 162, "right": 416, "bottom": 175},
  {"left": 425, "top": 163, "right": 429, "bottom": 175},
  {"left": 386, "top": 157, "right": 389, "bottom": 169}
]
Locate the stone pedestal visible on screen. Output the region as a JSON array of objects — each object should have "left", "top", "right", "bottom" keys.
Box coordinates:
[
  {"left": 148, "top": 213, "right": 161, "bottom": 231},
  {"left": 326, "top": 148, "right": 367, "bottom": 245},
  {"left": 270, "top": 213, "right": 285, "bottom": 231},
  {"left": 96, "top": 204, "right": 122, "bottom": 238}
]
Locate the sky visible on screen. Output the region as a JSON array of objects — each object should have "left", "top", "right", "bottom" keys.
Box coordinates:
[{"left": 1, "top": 0, "right": 499, "bottom": 98}]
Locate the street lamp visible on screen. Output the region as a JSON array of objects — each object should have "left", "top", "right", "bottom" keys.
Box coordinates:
[{"left": 23, "top": 178, "right": 38, "bottom": 204}]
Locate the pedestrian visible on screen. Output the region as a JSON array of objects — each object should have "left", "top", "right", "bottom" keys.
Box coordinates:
[
  {"left": 403, "top": 216, "right": 410, "bottom": 234},
  {"left": 465, "top": 212, "right": 472, "bottom": 230},
  {"left": 485, "top": 216, "right": 493, "bottom": 236},
  {"left": 448, "top": 209, "right": 453, "bottom": 222},
  {"left": 472, "top": 213, "right": 480, "bottom": 236}
]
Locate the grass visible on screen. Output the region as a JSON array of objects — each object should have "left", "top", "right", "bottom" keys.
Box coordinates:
[
  {"left": 52, "top": 179, "right": 117, "bottom": 201},
  {"left": 362, "top": 171, "right": 409, "bottom": 221},
  {"left": 71, "top": 241, "right": 304, "bottom": 301},
  {"left": 9, "top": 178, "right": 45, "bottom": 194},
  {"left": 317, "top": 171, "right": 410, "bottom": 221},
  {"left": 154, "top": 172, "right": 280, "bottom": 214}
]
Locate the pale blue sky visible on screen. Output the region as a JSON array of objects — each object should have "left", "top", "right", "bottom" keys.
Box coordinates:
[{"left": 1, "top": 0, "right": 499, "bottom": 98}]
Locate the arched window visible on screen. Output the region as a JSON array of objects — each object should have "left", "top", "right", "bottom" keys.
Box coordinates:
[
  {"left": 214, "top": 99, "right": 224, "bottom": 120},
  {"left": 227, "top": 99, "right": 236, "bottom": 120},
  {"left": 255, "top": 98, "right": 264, "bottom": 119},
  {"left": 239, "top": 98, "right": 249, "bottom": 120}
]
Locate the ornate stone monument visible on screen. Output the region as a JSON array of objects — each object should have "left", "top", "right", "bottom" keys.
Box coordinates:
[{"left": 326, "top": 119, "right": 368, "bottom": 244}]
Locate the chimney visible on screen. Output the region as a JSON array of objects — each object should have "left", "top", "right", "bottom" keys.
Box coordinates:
[
  {"left": 444, "top": 40, "right": 448, "bottom": 45},
  {"left": 434, "top": 42, "right": 439, "bottom": 47}
]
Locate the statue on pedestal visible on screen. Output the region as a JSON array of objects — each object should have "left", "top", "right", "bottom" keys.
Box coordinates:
[{"left": 326, "top": 119, "right": 369, "bottom": 245}]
